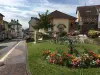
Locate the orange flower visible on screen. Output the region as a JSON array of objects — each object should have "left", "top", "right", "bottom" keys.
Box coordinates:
[
  {"left": 49, "top": 52, "right": 56, "bottom": 57},
  {"left": 42, "top": 50, "right": 51, "bottom": 55},
  {"left": 63, "top": 52, "right": 67, "bottom": 55}
]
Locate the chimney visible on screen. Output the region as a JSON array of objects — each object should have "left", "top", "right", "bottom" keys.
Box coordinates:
[
  {"left": 31, "top": 17, "right": 34, "bottom": 19},
  {"left": 17, "top": 19, "right": 19, "bottom": 23}
]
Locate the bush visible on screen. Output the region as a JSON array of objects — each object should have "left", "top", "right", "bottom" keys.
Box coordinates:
[
  {"left": 26, "top": 38, "right": 34, "bottom": 42},
  {"left": 42, "top": 50, "right": 100, "bottom": 68},
  {"left": 88, "top": 30, "right": 99, "bottom": 38},
  {"left": 42, "top": 34, "right": 51, "bottom": 40},
  {"left": 58, "top": 31, "right": 67, "bottom": 37}
]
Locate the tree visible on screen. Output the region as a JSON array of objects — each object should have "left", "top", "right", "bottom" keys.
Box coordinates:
[{"left": 33, "top": 10, "right": 52, "bottom": 30}]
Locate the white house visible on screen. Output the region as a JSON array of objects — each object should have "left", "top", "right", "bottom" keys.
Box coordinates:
[{"left": 9, "top": 19, "right": 23, "bottom": 38}]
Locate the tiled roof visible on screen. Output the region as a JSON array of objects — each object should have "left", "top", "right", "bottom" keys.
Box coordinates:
[
  {"left": 49, "top": 10, "right": 77, "bottom": 20},
  {"left": 0, "top": 13, "right": 4, "bottom": 17},
  {"left": 77, "top": 5, "right": 100, "bottom": 17}
]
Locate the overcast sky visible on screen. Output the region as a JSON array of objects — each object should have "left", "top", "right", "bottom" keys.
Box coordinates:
[{"left": 0, "top": 0, "right": 100, "bottom": 29}]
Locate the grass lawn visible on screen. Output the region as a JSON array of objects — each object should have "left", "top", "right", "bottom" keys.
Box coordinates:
[{"left": 27, "top": 41, "right": 100, "bottom": 75}]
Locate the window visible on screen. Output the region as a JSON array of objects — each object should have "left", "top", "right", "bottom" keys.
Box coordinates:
[{"left": 48, "top": 28, "right": 51, "bottom": 31}]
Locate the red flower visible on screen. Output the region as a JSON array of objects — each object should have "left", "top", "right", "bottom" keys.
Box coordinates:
[
  {"left": 49, "top": 58, "right": 55, "bottom": 64},
  {"left": 59, "top": 56, "right": 62, "bottom": 64},
  {"left": 66, "top": 54, "right": 71, "bottom": 57},
  {"left": 88, "top": 50, "right": 98, "bottom": 58}
]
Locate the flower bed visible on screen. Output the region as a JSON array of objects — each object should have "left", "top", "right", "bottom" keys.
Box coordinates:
[{"left": 42, "top": 50, "right": 100, "bottom": 68}]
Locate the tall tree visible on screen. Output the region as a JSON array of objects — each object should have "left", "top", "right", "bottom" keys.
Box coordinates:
[{"left": 33, "top": 10, "right": 51, "bottom": 30}]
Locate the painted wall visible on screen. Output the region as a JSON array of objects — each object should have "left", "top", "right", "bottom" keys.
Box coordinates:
[
  {"left": 52, "top": 18, "right": 69, "bottom": 32},
  {"left": 11, "top": 25, "right": 22, "bottom": 37},
  {"left": 29, "top": 19, "right": 37, "bottom": 32},
  {"left": 76, "top": 10, "right": 83, "bottom": 25}
]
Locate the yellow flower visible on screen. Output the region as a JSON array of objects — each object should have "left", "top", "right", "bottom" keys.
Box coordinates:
[
  {"left": 72, "top": 58, "right": 78, "bottom": 62},
  {"left": 98, "top": 54, "right": 100, "bottom": 58}
]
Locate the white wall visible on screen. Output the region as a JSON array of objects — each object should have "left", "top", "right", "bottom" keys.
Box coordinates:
[
  {"left": 76, "top": 10, "right": 82, "bottom": 25},
  {"left": 98, "top": 13, "right": 100, "bottom": 28},
  {"left": 11, "top": 25, "right": 23, "bottom": 37},
  {"left": 53, "top": 18, "right": 69, "bottom": 32}
]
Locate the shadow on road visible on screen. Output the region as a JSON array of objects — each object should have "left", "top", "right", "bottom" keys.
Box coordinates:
[{"left": 0, "top": 46, "right": 8, "bottom": 50}]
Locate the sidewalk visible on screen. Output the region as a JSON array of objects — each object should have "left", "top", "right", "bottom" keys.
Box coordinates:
[
  {"left": 0, "top": 40, "right": 27, "bottom": 75},
  {"left": 0, "top": 40, "right": 18, "bottom": 59}
]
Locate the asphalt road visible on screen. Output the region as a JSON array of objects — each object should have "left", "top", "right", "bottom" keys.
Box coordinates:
[
  {"left": 0, "top": 40, "right": 19, "bottom": 58},
  {"left": 0, "top": 40, "right": 27, "bottom": 75}
]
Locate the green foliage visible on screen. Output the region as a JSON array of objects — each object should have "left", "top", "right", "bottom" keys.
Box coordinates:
[
  {"left": 88, "top": 30, "right": 99, "bottom": 38},
  {"left": 27, "top": 41, "right": 100, "bottom": 75},
  {"left": 33, "top": 10, "right": 52, "bottom": 30}
]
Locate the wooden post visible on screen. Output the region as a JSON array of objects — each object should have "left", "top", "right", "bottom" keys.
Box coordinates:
[{"left": 33, "top": 31, "right": 37, "bottom": 44}]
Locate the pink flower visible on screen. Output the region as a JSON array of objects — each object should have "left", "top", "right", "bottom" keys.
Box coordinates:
[
  {"left": 96, "top": 59, "right": 100, "bottom": 65},
  {"left": 66, "top": 54, "right": 71, "bottom": 57}
]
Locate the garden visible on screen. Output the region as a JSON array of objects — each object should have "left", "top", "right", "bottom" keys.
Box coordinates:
[
  {"left": 27, "top": 10, "right": 100, "bottom": 75},
  {"left": 27, "top": 37, "right": 100, "bottom": 75}
]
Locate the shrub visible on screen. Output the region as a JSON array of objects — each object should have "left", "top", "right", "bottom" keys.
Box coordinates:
[
  {"left": 26, "top": 37, "right": 34, "bottom": 42},
  {"left": 58, "top": 31, "right": 67, "bottom": 37},
  {"left": 42, "top": 49, "right": 100, "bottom": 68},
  {"left": 88, "top": 30, "right": 99, "bottom": 38}
]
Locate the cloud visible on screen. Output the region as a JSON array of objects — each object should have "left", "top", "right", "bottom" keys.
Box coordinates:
[
  {"left": 79, "top": 0, "right": 100, "bottom": 6},
  {"left": 87, "top": 0, "right": 100, "bottom": 5},
  {"left": 0, "top": 0, "right": 100, "bottom": 29},
  {"left": 0, "top": 0, "right": 29, "bottom": 7}
]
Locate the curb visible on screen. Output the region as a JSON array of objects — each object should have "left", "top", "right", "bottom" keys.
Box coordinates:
[
  {"left": 0, "top": 41, "right": 20, "bottom": 66},
  {"left": 25, "top": 40, "right": 32, "bottom": 75}
]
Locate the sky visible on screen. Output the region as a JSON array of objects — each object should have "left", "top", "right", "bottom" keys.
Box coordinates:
[{"left": 0, "top": 0, "right": 100, "bottom": 29}]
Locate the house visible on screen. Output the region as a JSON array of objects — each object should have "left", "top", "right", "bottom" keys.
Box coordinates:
[
  {"left": 49, "top": 10, "right": 77, "bottom": 33},
  {"left": 29, "top": 17, "right": 39, "bottom": 38},
  {"left": 9, "top": 19, "right": 23, "bottom": 38},
  {"left": 3, "top": 21, "right": 9, "bottom": 39},
  {"left": 0, "top": 13, "right": 5, "bottom": 40},
  {"left": 29, "top": 10, "right": 76, "bottom": 35},
  {"left": 76, "top": 5, "right": 100, "bottom": 33}
]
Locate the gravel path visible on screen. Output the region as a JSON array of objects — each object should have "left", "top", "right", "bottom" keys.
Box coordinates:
[{"left": 0, "top": 40, "right": 27, "bottom": 75}]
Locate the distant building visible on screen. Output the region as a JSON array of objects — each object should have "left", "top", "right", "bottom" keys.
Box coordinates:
[
  {"left": 29, "top": 17, "right": 39, "bottom": 38},
  {"left": 3, "top": 21, "right": 9, "bottom": 39},
  {"left": 9, "top": 19, "right": 23, "bottom": 38},
  {"left": 76, "top": 5, "right": 100, "bottom": 33},
  {"left": 0, "top": 13, "right": 5, "bottom": 40}
]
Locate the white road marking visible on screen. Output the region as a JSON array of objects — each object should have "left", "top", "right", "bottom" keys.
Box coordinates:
[{"left": 0, "top": 41, "right": 21, "bottom": 62}]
